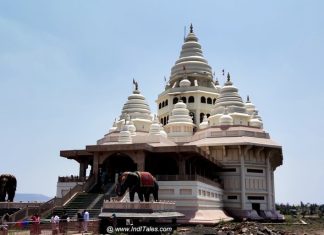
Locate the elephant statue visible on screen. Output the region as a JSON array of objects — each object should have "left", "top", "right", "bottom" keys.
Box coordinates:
[
  {"left": 115, "top": 171, "right": 159, "bottom": 202},
  {"left": 0, "top": 174, "right": 17, "bottom": 202}
]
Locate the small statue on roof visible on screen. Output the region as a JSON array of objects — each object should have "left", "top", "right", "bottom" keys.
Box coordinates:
[{"left": 132, "top": 78, "right": 138, "bottom": 90}]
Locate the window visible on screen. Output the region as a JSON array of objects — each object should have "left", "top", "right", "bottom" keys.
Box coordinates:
[
  {"left": 159, "top": 103, "right": 161, "bottom": 109},
  {"left": 207, "top": 97, "right": 212, "bottom": 104},
  {"left": 201, "top": 96, "right": 206, "bottom": 103},
  {"left": 162, "top": 101, "right": 165, "bottom": 108},
  {"left": 173, "top": 97, "right": 178, "bottom": 104},
  {"left": 206, "top": 113, "right": 210, "bottom": 118},
  {"left": 247, "top": 169, "right": 263, "bottom": 173},
  {"left": 189, "top": 112, "right": 195, "bottom": 123},
  {"left": 160, "top": 118, "right": 163, "bottom": 124},
  {"left": 165, "top": 100, "right": 168, "bottom": 106},
  {"left": 181, "top": 97, "right": 187, "bottom": 103},
  {"left": 228, "top": 196, "right": 237, "bottom": 200},
  {"left": 248, "top": 196, "right": 264, "bottom": 200},
  {"left": 188, "top": 96, "right": 195, "bottom": 103},
  {"left": 163, "top": 117, "right": 167, "bottom": 125},
  {"left": 200, "top": 113, "right": 204, "bottom": 123},
  {"left": 220, "top": 168, "right": 236, "bottom": 172},
  {"left": 213, "top": 98, "right": 216, "bottom": 104}
]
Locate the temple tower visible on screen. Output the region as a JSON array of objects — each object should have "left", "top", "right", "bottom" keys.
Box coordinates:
[{"left": 157, "top": 24, "right": 220, "bottom": 126}]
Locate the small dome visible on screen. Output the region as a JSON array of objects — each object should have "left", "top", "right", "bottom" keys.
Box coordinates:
[
  {"left": 179, "top": 78, "right": 191, "bottom": 87},
  {"left": 109, "top": 119, "right": 118, "bottom": 133},
  {"left": 118, "top": 125, "right": 132, "bottom": 144},
  {"left": 199, "top": 115, "right": 209, "bottom": 129},
  {"left": 120, "top": 88, "right": 151, "bottom": 120},
  {"left": 220, "top": 107, "right": 233, "bottom": 126},
  {"left": 159, "top": 124, "right": 168, "bottom": 138},
  {"left": 168, "top": 100, "right": 193, "bottom": 124},
  {"left": 149, "top": 115, "right": 161, "bottom": 136},
  {"left": 212, "top": 73, "right": 247, "bottom": 115},
  {"left": 245, "top": 95, "right": 256, "bottom": 115},
  {"left": 128, "top": 119, "right": 136, "bottom": 136},
  {"left": 249, "top": 111, "right": 263, "bottom": 128}
]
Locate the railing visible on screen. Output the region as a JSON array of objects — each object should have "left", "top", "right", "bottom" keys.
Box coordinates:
[
  {"left": 0, "top": 202, "right": 42, "bottom": 209},
  {"left": 102, "top": 201, "right": 176, "bottom": 211},
  {"left": 58, "top": 175, "right": 84, "bottom": 182},
  {"left": 156, "top": 174, "right": 222, "bottom": 188}
]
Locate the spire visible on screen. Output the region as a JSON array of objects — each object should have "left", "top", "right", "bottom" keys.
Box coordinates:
[
  {"left": 247, "top": 95, "right": 250, "bottom": 103},
  {"left": 132, "top": 79, "right": 138, "bottom": 91},
  {"left": 169, "top": 25, "right": 212, "bottom": 82}
]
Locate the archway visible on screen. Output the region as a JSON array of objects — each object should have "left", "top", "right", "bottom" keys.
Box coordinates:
[{"left": 101, "top": 153, "right": 137, "bottom": 183}]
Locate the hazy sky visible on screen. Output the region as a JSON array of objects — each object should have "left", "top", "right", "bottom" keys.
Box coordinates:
[{"left": 0, "top": 1, "right": 323, "bottom": 204}]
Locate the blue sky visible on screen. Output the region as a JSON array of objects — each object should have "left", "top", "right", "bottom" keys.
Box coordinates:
[{"left": 0, "top": 1, "right": 323, "bottom": 204}]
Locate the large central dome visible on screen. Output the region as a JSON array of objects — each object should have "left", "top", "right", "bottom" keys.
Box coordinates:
[{"left": 170, "top": 24, "right": 213, "bottom": 82}]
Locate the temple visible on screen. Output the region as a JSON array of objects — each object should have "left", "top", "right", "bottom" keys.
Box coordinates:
[{"left": 58, "top": 24, "right": 283, "bottom": 223}]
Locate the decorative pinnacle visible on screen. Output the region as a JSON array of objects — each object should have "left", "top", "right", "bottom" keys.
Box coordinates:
[
  {"left": 190, "top": 23, "right": 193, "bottom": 33},
  {"left": 247, "top": 95, "right": 250, "bottom": 102},
  {"left": 132, "top": 78, "right": 138, "bottom": 91},
  {"left": 227, "top": 72, "right": 231, "bottom": 82}
]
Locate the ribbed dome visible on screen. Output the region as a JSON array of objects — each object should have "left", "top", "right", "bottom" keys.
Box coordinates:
[
  {"left": 109, "top": 119, "right": 117, "bottom": 133},
  {"left": 128, "top": 118, "right": 136, "bottom": 136},
  {"left": 118, "top": 125, "right": 132, "bottom": 144},
  {"left": 212, "top": 74, "right": 247, "bottom": 115},
  {"left": 220, "top": 107, "right": 233, "bottom": 126},
  {"left": 168, "top": 100, "right": 193, "bottom": 124},
  {"left": 149, "top": 115, "right": 161, "bottom": 136},
  {"left": 170, "top": 25, "right": 212, "bottom": 81},
  {"left": 159, "top": 124, "right": 168, "bottom": 138},
  {"left": 179, "top": 78, "right": 191, "bottom": 87},
  {"left": 199, "top": 114, "right": 209, "bottom": 129},
  {"left": 249, "top": 111, "right": 263, "bottom": 128},
  {"left": 245, "top": 95, "right": 256, "bottom": 115},
  {"left": 120, "top": 88, "right": 151, "bottom": 120}
]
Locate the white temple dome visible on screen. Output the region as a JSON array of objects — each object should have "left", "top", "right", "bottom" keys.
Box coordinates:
[
  {"left": 170, "top": 24, "right": 212, "bottom": 81},
  {"left": 149, "top": 115, "right": 161, "bottom": 136},
  {"left": 120, "top": 87, "right": 151, "bottom": 121},
  {"left": 219, "top": 107, "right": 233, "bottom": 126},
  {"left": 159, "top": 124, "right": 168, "bottom": 138},
  {"left": 109, "top": 119, "right": 118, "bottom": 133},
  {"left": 245, "top": 95, "right": 256, "bottom": 115},
  {"left": 168, "top": 100, "right": 193, "bottom": 124},
  {"left": 199, "top": 115, "right": 209, "bottom": 129},
  {"left": 128, "top": 118, "right": 136, "bottom": 136},
  {"left": 179, "top": 78, "right": 191, "bottom": 87},
  {"left": 118, "top": 124, "right": 132, "bottom": 144},
  {"left": 249, "top": 111, "right": 263, "bottom": 128},
  {"left": 212, "top": 73, "right": 247, "bottom": 115}
]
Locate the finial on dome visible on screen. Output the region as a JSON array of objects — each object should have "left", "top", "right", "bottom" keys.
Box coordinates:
[
  {"left": 190, "top": 23, "right": 193, "bottom": 33},
  {"left": 132, "top": 78, "right": 138, "bottom": 91},
  {"left": 247, "top": 95, "right": 250, "bottom": 103},
  {"left": 227, "top": 72, "right": 231, "bottom": 82}
]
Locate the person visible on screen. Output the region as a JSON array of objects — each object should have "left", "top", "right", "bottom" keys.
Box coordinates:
[
  {"left": 60, "top": 211, "right": 68, "bottom": 234},
  {"left": 1, "top": 213, "right": 10, "bottom": 235},
  {"left": 35, "top": 213, "right": 41, "bottom": 235},
  {"left": 77, "top": 212, "right": 83, "bottom": 233},
  {"left": 51, "top": 214, "right": 59, "bottom": 235},
  {"left": 83, "top": 210, "right": 89, "bottom": 233},
  {"left": 30, "top": 214, "right": 37, "bottom": 235}
]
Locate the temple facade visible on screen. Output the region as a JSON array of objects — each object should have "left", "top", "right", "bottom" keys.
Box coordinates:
[{"left": 58, "top": 25, "right": 283, "bottom": 223}]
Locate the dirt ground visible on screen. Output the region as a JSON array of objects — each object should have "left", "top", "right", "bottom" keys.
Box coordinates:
[{"left": 176, "top": 217, "right": 324, "bottom": 235}]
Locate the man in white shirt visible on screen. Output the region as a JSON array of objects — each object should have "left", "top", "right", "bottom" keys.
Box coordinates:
[{"left": 83, "top": 210, "right": 90, "bottom": 232}]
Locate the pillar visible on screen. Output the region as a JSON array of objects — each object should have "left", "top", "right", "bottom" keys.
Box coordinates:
[
  {"left": 93, "top": 153, "right": 99, "bottom": 183},
  {"left": 178, "top": 156, "right": 186, "bottom": 176},
  {"left": 132, "top": 151, "right": 145, "bottom": 171},
  {"left": 266, "top": 151, "right": 273, "bottom": 210},
  {"left": 79, "top": 162, "right": 87, "bottom": 181},
  {"left": 240, "top": 150, "right": 246, "bottom": 210}
]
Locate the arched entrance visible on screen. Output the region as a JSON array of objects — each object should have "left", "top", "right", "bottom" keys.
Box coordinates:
[{"left": 101, "top": 153, "right": 137, "bottom": 184}]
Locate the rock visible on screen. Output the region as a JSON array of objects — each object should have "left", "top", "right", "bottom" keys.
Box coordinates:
[{"left": 241, "top": 227, "right": 248, "bottom": 233}]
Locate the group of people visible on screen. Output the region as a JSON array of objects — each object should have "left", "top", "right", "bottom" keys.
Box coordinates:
[
  {"left": 0, "top": 213, "right": 10, "bottom": 235},
  {"left": 51, "top": 210, "right": 89, "bottom": 234},
  {"left": 30, "top": 213, "right": 41, "bottom": 235}
]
